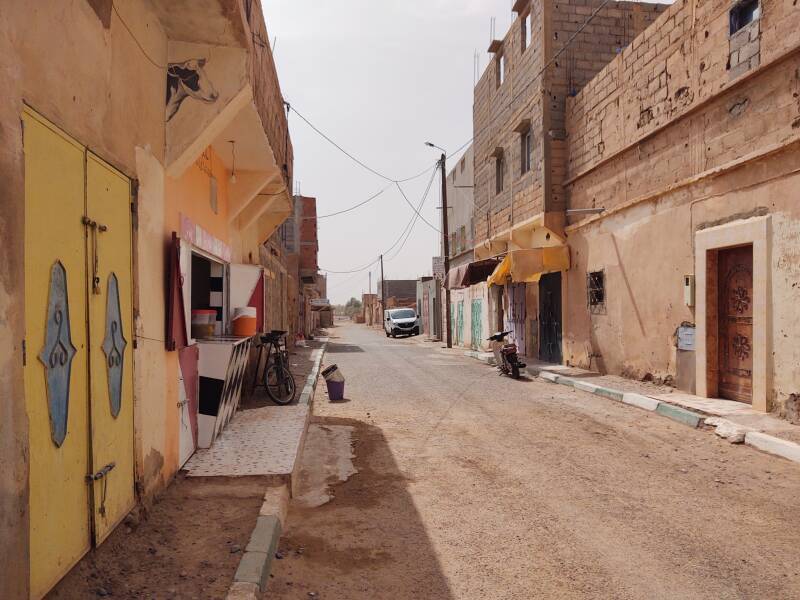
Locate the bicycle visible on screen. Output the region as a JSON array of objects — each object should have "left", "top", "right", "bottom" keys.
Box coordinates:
[{"left": 255, "top": 330, "right": 296, "bottom": 405}]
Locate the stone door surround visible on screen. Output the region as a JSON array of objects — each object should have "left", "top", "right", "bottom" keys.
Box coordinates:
[{"left": 695, "top": 215, "right": 770, "bottom": 412}]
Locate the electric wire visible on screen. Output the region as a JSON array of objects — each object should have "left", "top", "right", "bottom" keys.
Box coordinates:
[
  {"left": 319, "top": 166, "right": 437, "bottom": 274},
  {"left": 394, "top": 181, "right": 441, "bottom": 234},
  {"left": 301, "top": 185, "right": 392, "bottom": 221},
  {"left": 111, "top": 2, "right": 166, "bottom": 70},
  {"left": 288, "top": 104, "right": 439, "bottom": 184},
  {"left": 385, "top": 167, "right": 438, "bottom": 262}
]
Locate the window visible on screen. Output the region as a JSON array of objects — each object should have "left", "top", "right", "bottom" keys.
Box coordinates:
[
  {"left": 459, "top": 225, "right": 466, "bottom": 253},
  {"left": 496, "top": 54, "right": 506, "bottom": 88},
  {"left": 521, "top": 12, "right": 532, "bottom": 52},
  {"left": 495, "top": 156, "right": 505, "bottom": 194},
  {"left": 450, "top": 233, "right": 457, "bottom": 257},
  {"left": 587, "top": 271, "right": 605, "bottom": 313},
  {"left": 730, "top": 0, "right": 759, "bottom": 35},
  {"left": 520, "top": 130, "right": 532, "bottom": 175},
  {"left": 460, "top": 156, "right": 466, "bottom": 173}
]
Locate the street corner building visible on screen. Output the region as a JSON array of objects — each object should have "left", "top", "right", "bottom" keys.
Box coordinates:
[
  {"left": 472, "top": 1, "right": 800, "bottom": 413},
  {"left": 0, "top": 1, "right": 298, "bottom": 597}
]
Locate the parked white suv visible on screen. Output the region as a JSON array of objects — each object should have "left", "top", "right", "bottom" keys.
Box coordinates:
[{"left": 384, "top": 308, "right": 420, "bottom": 338}]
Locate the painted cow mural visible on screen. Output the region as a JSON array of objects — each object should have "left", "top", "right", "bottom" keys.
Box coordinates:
[{"left": 166, "top": 58, "right": 219, "bottom": 121}]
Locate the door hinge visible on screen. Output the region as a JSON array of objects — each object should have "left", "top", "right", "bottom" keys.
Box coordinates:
[{"left": 22, "top": 339, "right": 26, "bottom": 366}]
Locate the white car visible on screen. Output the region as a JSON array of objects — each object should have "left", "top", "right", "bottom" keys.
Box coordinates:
[{"left": 384, "top": 308, "right": 420, "bottom": 338}]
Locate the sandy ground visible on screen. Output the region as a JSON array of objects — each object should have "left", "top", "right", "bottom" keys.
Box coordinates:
[
  {"left": 48, "top": 476, "right": 265, "bottom": 599},
  {"left": 268, "top": 321, "right": 800, "bottom": 599}
]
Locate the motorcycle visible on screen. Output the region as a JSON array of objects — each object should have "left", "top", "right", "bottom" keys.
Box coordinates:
[{"left": 487, "top": 331, "right": 526, "bottom": 379}]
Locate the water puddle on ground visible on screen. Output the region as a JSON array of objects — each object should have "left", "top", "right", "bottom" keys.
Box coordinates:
[{"left": 294, "top": 423, "right": 358, "bottom": 508}]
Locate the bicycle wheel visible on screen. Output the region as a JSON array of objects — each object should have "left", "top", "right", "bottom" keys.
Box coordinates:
[{"left": 265, "top": 363, "right": 296, "bottom": 405}]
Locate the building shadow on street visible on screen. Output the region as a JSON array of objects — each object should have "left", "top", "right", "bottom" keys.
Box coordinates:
[{"left": 268, "top": 416, "right": 455, "bottom": 599}]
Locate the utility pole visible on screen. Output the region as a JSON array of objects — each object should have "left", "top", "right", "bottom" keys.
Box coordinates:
[
  {"left": 380, "top": 254, "right": 386, "bottom": 318},
  {"left": 440, "top": 153, "right": 452, "bottom": 349}
]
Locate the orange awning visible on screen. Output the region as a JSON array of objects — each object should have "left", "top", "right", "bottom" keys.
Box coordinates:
[{"left": 487, "top": 246, "right": 570, "bottom": 286}]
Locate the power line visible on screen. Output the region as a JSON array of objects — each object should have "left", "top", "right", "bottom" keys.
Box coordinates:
[
  {"left": 111, "top": 2, "right": 165, "bottom": 70},
  {"left": 287, "top": 104, "right": 438, "bottom": 184},
  {"left": 386, "top": 167, "right": 438, "bottom": 262},
  {"left": 394, "top": 181, "right": 441, "bottom": 234},
  {"left": 320, "top": 256, "right": 381, "bottom": 274},
  {"left": 383, "top": 167, "right": 437, "bottom": 260},
  {"left": 319, "top": 167, "right": 437, "bottom": 274},
  {"left": 303, "top": 185, "right": 392, "bottom": 220}
]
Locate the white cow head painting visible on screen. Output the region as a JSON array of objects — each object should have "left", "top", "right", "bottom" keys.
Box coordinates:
[{"left": 166, "top": 58, "right": 219, "bottom": 121}]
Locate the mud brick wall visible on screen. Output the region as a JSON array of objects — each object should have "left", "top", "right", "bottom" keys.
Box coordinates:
[
  {"left": 564, "top": 0, "right": 800, "bottom": 213},
  {"left": 473, "top": 0, "right": 665, "bottom": 244}
]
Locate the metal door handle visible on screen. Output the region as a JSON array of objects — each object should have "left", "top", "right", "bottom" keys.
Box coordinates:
[{"left": 86, "top": 462, "right": 116, "bottom": 482}]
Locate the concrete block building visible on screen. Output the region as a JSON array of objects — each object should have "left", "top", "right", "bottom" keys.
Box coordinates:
[
  {"left": 474, "top": 0, "right": 667, "bottom": 361},
  {"left": 562, "top": 0, "right": 800, "bottom": 414}
]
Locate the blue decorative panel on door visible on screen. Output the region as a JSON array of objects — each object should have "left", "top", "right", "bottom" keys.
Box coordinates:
[
  {"left": 38, "top": 261, "right": 77, "bottom": 447},
  {"left": 102, "top": 273, "right": 127, "bottom": 418}
]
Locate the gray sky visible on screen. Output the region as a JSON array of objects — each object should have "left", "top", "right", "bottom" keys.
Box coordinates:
[
  {"left": 265, "top": 0, "right": 514, "bottom": 304},
  {"left": 264, "top": 1, "right": 670, "bottom": 304}
]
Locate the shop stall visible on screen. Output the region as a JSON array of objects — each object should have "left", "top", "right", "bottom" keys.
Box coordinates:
[{"left": 167, "top": 215, "right": 266, "bottom": 462}]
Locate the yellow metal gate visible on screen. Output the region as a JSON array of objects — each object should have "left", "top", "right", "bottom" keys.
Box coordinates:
[{"left": 23, "top": 108, "right": 135, "bottom": 598}]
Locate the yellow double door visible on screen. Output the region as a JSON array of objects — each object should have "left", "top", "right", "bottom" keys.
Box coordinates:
[{"left": 23, "top": 108, "right": 135, "bottom": 599}]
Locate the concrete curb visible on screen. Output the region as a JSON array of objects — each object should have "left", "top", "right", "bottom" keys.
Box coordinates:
[
  {"left": 655, "top": 402, "right": 705, "bottom": 428},
  {"left": 531, "top": 366, "right": 800, "bottom": 466},
  {"left": 464, "top": 350, "right": 495, "bottom": 365},
  {"left": 532, "top": 371, "right": 706, "bottom": 427},
  {"left": 293, "top": 340, "right": 327, "bottom": 496},
  {"left": 621, "top": 392, "right": 661, "bottom": 412},
  {"left": 298, "top": 340, "right": 327, "bottom": 406},
  {"left": 745, "top": 431, "right": 800, "bottom": 463},
  {"left": 226, "top": 485, "right": 290, "bottom": 599},
  {"left": 226, "top": 340, "right": 328, "bottom": 600}
]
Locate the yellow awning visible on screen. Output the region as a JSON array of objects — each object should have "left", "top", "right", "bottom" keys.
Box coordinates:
[{"left": 487, "top": 246, "right": 570, "bottom": 286}]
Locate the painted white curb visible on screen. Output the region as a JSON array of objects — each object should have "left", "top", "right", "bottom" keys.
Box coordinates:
[
  {"left": 745, "top": 431, "right": 800, "bottom": 464},
  {"left": 621, "top": 393, "right": 660, "bottom": 412},
  {"left": 573, "top": 380, "right": 599, "bottom": 393}
]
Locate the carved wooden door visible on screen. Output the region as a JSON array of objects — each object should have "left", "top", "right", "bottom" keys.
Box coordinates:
[{"left": 718, "top": 245, "right": 753, "bottom": 403}]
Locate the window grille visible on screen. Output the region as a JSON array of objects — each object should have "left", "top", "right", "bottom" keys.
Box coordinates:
[{"left": 587, "top": 271, "right": 605, "bottom": 313}]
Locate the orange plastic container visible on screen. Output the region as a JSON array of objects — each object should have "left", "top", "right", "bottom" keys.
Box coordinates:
[{"left": 232, "top": 307, "right": 257, "bottom": 336}]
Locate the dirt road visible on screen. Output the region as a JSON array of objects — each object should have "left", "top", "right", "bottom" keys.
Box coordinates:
[{"left": 270, "top": 321, "right": 800, "bottom": 599}]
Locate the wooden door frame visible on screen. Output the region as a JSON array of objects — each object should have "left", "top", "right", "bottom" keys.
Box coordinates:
[{"left": 695, "top": 216, "right": 771, "bottom": 411}]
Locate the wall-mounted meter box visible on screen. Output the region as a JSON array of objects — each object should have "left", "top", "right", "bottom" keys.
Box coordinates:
[{"left": 684, "top": 274, "right": 695, "bottom": 307}]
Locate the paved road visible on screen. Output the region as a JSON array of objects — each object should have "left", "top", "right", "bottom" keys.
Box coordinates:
[{"left": 270, "top": 321, "right": 800, "bottom": 599}]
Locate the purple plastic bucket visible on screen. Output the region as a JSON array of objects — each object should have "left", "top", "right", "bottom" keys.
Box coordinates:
[{"left": 325, "top": 379, "right": 345, "bottom": 401}]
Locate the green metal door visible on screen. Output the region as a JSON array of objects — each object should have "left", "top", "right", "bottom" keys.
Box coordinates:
[
  {"left": 471, "top": 298, "right": 482, "bottom": 350},
  {"left": 450, "top": 302, "right": 455, "bottom": 343},
  {"left": 456, "top": 301, "right": 464, "bottom": 346}
]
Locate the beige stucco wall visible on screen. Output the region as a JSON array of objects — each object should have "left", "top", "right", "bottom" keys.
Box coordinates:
[
  {"left": 0, "top": 8, "right": 29, "bottom": 597},
  {"left": 563, "top": 152, "right": 800, "bottom": 412},
  {"left": 0, "top": 1, "right": 169, "bottom": 593}
]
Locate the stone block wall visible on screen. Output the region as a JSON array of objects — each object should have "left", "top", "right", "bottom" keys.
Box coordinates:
[
  {"left": 565, "top": 0, "right": 800, "bottom": 210},
  {"left": 473, "top": 0, "right": 666, "bottom": 245}
]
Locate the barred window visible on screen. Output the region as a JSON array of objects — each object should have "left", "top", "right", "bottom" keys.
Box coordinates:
[{"left": 587, "top": 271, "right": 605, "bottom": 313}]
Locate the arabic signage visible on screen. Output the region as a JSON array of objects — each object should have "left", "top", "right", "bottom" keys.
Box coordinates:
[{"left": 180, "top": 213, "right": 232, "bottom": 262}]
